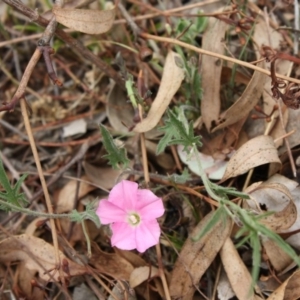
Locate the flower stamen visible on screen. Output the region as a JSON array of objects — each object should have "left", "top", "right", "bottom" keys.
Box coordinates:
[{"left": 128, "top": 213, "right": 140, "bottom": 226}]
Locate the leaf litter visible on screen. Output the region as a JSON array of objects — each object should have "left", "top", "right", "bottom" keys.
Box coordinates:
[{"left": 2, "top": 0, "right": 300, "bottom": 299}]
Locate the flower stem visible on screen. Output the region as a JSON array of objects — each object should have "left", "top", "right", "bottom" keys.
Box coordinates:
[
  {"left": 0, "top": 198, "right": 70, "bottom": 218},
  {"left": 81, "top": 220, "right": 92, "bottom": 258}
]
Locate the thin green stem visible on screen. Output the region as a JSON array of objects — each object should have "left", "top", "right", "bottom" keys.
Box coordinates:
[
  {"left": 125, "top": 78, "right": 138, "bottom": 108},
  {"left": 0, "top": 198, "right": 70, "bottom": 219},
  {"left": 81, "top": 220, "right": 92, "bottom": 258}
]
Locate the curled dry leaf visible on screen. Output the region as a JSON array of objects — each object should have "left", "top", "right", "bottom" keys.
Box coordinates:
[
  {"left": 245, "top": 180, "right": 297, "bottom": 272},
  {"left": 222, "top": 135, "right": 281, "bottom": 181},
  {"left": 133, "top": 51, "right": 185, "bottom": 133},
  {"left": 170, "top": 211, "right": 231, "bottom": 300},
  {"left": 267, "top": 269, "right": 300, "bottom": 300},
  {"left": 129, "top": 266, "right": 159, "bottom": 288},
  {"left": 247, "top": 182, "right": 297, "bottom": 232},
  {"left": 52, "top": 6, "right": 115, "bottom": 35},
  {"left": 212, "top": 62, "right": 266, "bottom": 132},
  {"left": 201, "top": 16, "right": 227, "bottom": 132},
  {"left": 0, "top": 234, "right": 86, "bottom": 281},
  {"left": 220, "top": 237, "right": 258, "bottom": 300}
]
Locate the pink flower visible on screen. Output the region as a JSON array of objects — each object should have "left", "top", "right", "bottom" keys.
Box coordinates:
[{"left": 96, "top": 180, "right": 165, "bottom": 253}]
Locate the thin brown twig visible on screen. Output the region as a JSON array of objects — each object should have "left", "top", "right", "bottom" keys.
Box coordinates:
[{"left": 140, "top": 33, "right": 300, "bottom": 85}]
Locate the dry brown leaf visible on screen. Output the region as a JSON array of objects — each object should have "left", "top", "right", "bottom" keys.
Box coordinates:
[
  {"left": 262, "top": 237, "right": 293, "bottom": 272},
  {"left": 114, "top": 249, "right": 147, "bottom": 268},
  {"left": 133, "top": 51, "right": 185, "bottom": 133},
  {"left": 145, "top": 140, "right": 174, "bottom": 170},
  {"left": 52, "top": 6, "right": 115, "bottom": 34},
  {"left": 222, "top": 135, "right": 281, "bottom": 181},
  {"left": 56, "top": 175, "right": 95, "bottom": 213},
  {"left": 169, "top": 211, "right": 231, "bottom": 300},
  {"left": 201, "top": 17, "right": 226, "bottom": 131},
  {"left": 212, "top": 62, "right": 265, "bottom": 132},
  {"left": 89, "top": 244, "right": 134, "bottom": 280},
  {"left": 0, "top": 234, "right": 86, "bottom": 281},
  {"left": 268, "top": 269, "right": 300, "bottom": 300},
  {"left": 220, "top": 237, "right": 257, "bottom": 300},
  {"left": 129, "top": 266, "right": 159, "bottom": 288},
  {"left": 83, "top": 161, "right": 127, "bottom": 191},
  {"left": 106, "top": 83, "right": 135, "bottom": 134}
]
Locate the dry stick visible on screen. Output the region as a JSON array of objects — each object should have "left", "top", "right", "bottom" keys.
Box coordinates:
[
  {"left": 140, "top": 33, "right": 300, "bottom": 85},
  {"left": 2, "top": 0, "right": 124, "bottom": 89},
  {"left": 11, "top": 16, "right": 68, "bottom": 293},
  {"left": 17, "top": 48, "right": 62, "bottom": 267},
  {"left": 135, "top": 70, "right": 171, "bottom": 300}
]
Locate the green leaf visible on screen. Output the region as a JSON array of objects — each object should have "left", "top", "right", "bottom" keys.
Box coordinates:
[
  {"left": 100, "top": 124, "right": 130, "bottom": 169},
  {"left": 157, "top": 109, "right": 202, "bottom": 154},
  {"left": 70, "top": 201, "right": 101, "bottom": 227},
  {"left": 168, "top": 168, "right": 191, "bottom": 184},
  {"left": 0, "top": 155, "right": 28, "bottom": 210}
]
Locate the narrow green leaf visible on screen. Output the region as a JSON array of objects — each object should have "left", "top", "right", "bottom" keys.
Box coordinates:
[
  {"left": 192, "top": 206, "right": 227, "bottom": 241},
  {"left": 0, "top": 156, "right": 13, "bottom": 192},
  {"left": 99, "top": 124, "right": 130, "bottom": 169}
]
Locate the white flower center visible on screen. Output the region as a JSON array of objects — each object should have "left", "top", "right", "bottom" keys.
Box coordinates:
[{"left": 127, "top": 212, "right": 141, "bottom": 226}]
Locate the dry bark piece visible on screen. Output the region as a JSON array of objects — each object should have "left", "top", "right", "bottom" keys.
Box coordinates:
[
  {"left": 0, "top": 234, "right": 86, "bottom": 281},
  {"left": 222, "top": 135, "right": 281, "bottom": 181},
  {"left": 212, "top": 62, "right": 266, "bottom": 132},
  {"left": 170, "top": 211, "right": 231, "bottom": 300},
  {"left": 201, "top": 16, "right": 227, "bottom": 131},
  {"left": 52, "top": 6, "right": 116, "bottom": 34},
  {"left": 133, "top": 51, "right": 185, "bottom": 133}
]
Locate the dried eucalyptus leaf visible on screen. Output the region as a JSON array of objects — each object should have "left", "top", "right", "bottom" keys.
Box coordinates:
[{"left": 52, "top": 6, "right": 115, "bottom": 34}]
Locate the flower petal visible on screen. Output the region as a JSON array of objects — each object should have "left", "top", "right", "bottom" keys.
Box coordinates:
[
  {"left": 137, "top": 189, "right": 165, "bottom": 220},
  {"left": 135, "top": 220, "right": 161, "bottom": 252},
  {"left": 96, "top": 200, "right": 127, "bottom": 224},
  {"left": 108, "top": 180, "right": 138, "bottom": 210},
  {"left": 110, "top": 222, "right": 137, "bottom": 250}
]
